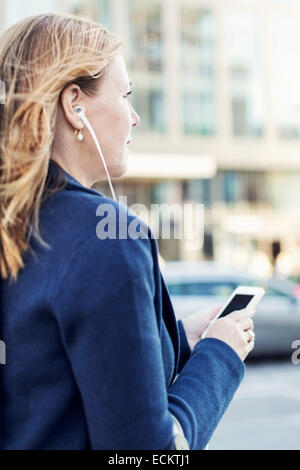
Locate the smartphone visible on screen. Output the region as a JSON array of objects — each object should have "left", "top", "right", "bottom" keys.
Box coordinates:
[{"left": 201, "top": 285, "right": 265, "bottom": 338}]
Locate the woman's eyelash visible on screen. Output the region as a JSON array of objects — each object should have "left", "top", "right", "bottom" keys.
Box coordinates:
[{"left": 124, "top": 91, "right": 133, "bottom": 98}]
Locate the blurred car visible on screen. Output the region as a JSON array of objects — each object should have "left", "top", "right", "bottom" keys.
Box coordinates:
[{"left": 164, "top": 261, "right": 300, "bottom": 357}]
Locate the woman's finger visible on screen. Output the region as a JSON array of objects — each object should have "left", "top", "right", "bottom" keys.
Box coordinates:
[
  {"left": 247, "top": 338, "right": 255, "bottom": 352},
  {"left": 243, "top": 329, "right": 255, "bottom": 343},
  {"left": 238, "top": 316, "right": 254, "bottom": 331}
]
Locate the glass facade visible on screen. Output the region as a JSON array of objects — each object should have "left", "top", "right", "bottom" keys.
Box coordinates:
[
  {"left": 180, "top": 8, "right": 216, "bottom": 135},
  {"left": 2, "top": 0, "right": 300, "bottom": 270}
]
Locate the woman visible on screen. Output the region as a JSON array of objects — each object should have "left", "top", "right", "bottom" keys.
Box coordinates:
[{"left": 0, "top": 14, "right": 255, "bottom": 450}]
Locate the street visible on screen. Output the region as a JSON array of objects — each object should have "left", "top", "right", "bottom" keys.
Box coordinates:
[{"left": 209, "top": 359, "right": 300, "bottom": 450}]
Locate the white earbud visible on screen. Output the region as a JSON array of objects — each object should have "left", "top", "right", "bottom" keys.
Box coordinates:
[
  {"left": 74, "top": 106, "right": 116, "bottom": 201},
  {"left": 74, "top": 106, "right": 84, "bottom": 118}
]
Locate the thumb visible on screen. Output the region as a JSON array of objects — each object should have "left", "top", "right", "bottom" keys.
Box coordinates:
[
  {"left": 201, "top": 307, "right": 221, "bottom": 332},
  {"left": 209, "top": 306, "right": 221, "bottom": 320}
]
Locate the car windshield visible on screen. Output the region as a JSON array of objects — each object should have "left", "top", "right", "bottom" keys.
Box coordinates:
[
  {"left": 166, "top": 278, "right": 296, "bottom": 299},
  {"left": 167, "top": 281, "right": 237, "bottom": 296}
]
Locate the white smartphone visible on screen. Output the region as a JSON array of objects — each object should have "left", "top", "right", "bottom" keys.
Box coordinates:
[{"left": 201, "top": 285, "right": 265, "bottom": 338}]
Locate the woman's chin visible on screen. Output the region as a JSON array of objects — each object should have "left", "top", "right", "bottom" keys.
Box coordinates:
[{"left": 111, "top": 157, "right": 129, "bottom": 179}]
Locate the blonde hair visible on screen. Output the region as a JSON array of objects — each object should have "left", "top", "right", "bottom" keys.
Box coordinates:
[{"left": 0, "top": 13, "right": 123, "bottom": 282}]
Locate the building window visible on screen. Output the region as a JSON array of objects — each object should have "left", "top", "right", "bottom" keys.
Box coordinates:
[
  {"left": 151, "top": 181, "right": 182, "bottom": 205},
  {"left": 182, "top": 91, "right": 215, "bottom": 135},
  {"left": 180, "top": 8, "right": 216, "bottom": 136},
  {"left": 128, "top": 0, "right": 163, "bottom": 73},
  {"left": 269, "top": 16, "right": 300, "bottom": 139},
  {"left": 131, "top": 86, "right": 165, "bottom": 133},
  {"left": 127, "top": 1, "right": 165, "bottom": 133},
  {"left": 268, "top": 173, "right": 300, "bottom": 209},
  {"left": 180, "top": 8, "right": 214, "bottom": 78},
  {"left": 183, "top": 179, "right": 211, "bottom": 208},
  {"left": 223, "top": 171, "right": 267, "bottom": 206},
  {"left": 232, "top": 96, "right": 262, "bottom": 137},
  {"left": 224, "top": 12, "right": 264, "bottom": 137},
  {"left": 223, "top": 172, "right": 242, "bottom": 204}
]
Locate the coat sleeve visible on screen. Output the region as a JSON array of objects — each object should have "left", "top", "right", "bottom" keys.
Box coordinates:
[{"left": 53, "top": 228, "right": 245, "bottom": 450}]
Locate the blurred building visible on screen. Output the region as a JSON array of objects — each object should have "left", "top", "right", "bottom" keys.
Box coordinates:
[{"left": 2, "top": 0, "right": 300, "bottom": 276}]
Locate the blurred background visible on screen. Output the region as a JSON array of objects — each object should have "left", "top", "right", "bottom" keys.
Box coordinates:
[{"left": 1, "top": 0, "right": 300, "bottom": 450}]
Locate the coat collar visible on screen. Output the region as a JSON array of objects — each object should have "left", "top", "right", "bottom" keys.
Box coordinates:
[{"left": 47, "top": 159, "right": 104, "bottom": 198}]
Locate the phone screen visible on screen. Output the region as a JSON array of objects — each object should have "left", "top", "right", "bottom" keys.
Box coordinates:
[{"left": 219, "top": 294, "right": 254, "bottom": 318}]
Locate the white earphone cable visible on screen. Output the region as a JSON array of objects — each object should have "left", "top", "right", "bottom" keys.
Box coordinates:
[{"left": 75, "top": 108, "right": 117, "bottom": 201}]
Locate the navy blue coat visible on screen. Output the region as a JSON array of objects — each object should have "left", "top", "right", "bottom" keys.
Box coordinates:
[{"left": 0, "top": 160, "right": 244, "bottom": 449}]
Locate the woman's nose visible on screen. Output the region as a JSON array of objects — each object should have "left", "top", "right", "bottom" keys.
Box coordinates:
[{"left": 131, "top": 106, "right": 140, "bottom": 128}]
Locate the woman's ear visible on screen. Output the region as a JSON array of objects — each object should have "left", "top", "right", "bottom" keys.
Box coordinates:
[{"left": 59, "top": 84, "right": 86, "bottom": 130}]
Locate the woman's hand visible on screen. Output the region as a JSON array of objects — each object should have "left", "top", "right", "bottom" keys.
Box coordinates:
[
  {"left": 181, "top": 306, "right": 221, "bottom": 352},
  {"left": 181, "top": 307, "right": 256, "bottom": 362},
  {"left": 205, "top": 309, "right": 255, "bottom": 362}
]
